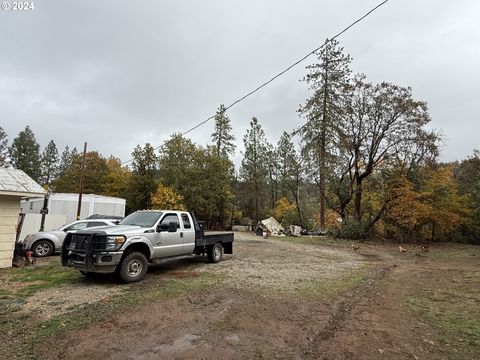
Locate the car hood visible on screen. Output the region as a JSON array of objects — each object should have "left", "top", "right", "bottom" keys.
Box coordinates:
[
  {"left": 22, "top": 230, "right": 64, "bottom": 242},
  {"left": 77, "top": 225, "right": 151, "bottom": 236}
]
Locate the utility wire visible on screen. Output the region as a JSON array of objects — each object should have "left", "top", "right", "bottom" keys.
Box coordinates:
[{"left": 122, "top": 0, "right": 390, "bottom": 165}]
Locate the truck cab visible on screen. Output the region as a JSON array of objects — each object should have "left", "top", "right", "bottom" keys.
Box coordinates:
[{"left": 61, "top": 210, "right": 233, "bottom": 282}]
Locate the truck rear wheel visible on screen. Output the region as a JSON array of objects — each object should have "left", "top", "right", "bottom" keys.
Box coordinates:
[
  {"left": 207, "top": 242, "right": 223, "bottom": 263},
  {"left": 118, "top": 251, "right": 148, "bottom": 283}
]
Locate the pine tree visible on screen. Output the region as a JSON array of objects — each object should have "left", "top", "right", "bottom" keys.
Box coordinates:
[
  {"left": 52, "top": 151, "right": 108, "bottom": 194},
  {"left": 297, "top": 39, "right": 352, "bottom": 228},
  {"left": 103, "top": 156, "right": 131, "bottom": 198},
  {"left": 276, "top": 131, "right": 303, "bottom": 225},
  {"left": 0, "top": 127, "right": 8, "bottom": 166},
  {"left": 40, "top": 140, "right": 59, "bottom": 188},
  {"left": 240, "top": 117, "right": 269, "bottom": 224},
  {"left": 125, "top": 143, "right": 158, "bottom": 212},
  {"left": 211, "top": 104, "right": 235, "bottom": 157},
  {"left": 9, "top": 126, "right": 41, "bottom": 181},
  {"left": 58, "top": 146, "right": 72, "bottom": 176}
]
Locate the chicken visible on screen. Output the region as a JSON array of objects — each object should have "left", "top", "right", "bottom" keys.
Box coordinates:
[
  {"left": 352, "top": 244, "right": 360, "bottom": 251},
  {"left": 399, "top": 246, "right": 408, "bottom": 253},
  {"left": 420, "top": 244, "right": 429, "bottom": 252}
]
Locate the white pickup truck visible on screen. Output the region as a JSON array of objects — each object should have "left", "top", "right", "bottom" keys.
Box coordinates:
[{"left": 61, "top": 210, "right": 234, "bottom": 282}]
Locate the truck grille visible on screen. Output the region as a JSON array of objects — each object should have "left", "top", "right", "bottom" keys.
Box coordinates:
[{"left": 69, "top": 234, "right": 107, "bottom": 251}]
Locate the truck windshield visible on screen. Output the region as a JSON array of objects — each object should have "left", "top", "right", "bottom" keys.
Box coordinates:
[{"left": 119, "top": 212, "right": 162, "bottom": 228}]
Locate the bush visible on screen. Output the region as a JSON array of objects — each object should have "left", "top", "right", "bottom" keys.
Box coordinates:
[{"left": 339, "top": 219, "right": 366, "bottom": 239}]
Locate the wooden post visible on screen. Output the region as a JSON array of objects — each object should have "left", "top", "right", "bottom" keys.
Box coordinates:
[{"left": 76, "top": 142, "right": 87, "bottom": 220}]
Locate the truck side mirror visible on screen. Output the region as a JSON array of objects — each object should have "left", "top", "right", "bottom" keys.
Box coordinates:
[
  {"left": 168, "top": 222, "right": 177, "bottom": 233},
  {"left": 156, "top": 223, "right": 168, "bottom": 232}
]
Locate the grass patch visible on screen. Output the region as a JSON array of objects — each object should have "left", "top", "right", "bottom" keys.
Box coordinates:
[
  {"left": 296, "top": 267, "right": 367, "bottom": 297},
  {"left": 404, "top": 271, "right": 480, "bottom": 359},
  {"left": 0, "top": 262, "right": 83, "bottom": 301},
  {"left": 425, "top": 247, "right": 480, "bottom": 259}
]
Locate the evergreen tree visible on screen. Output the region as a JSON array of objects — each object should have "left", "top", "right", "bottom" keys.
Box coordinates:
[
  {"left": 158, "top": 134, "right": 234, "bottom": 228},
  {"left": 240, "top": 117, "right": 269, "bottom": 224},
  {"left": 0, "top": 127, "right": 8, "bottom": 166},
  {"left": 9, "top": 126, "right": 41, "bottom": 181},
  {"left": 58, "top": 146, "right": 72, "bottom": 176},
  {"left": 40, "top": 140, "right": 59, "bottom": 188},
  {"left": 103, "top": 156, "right": 131, "bottom": 198},
  {"left": 211, "top": 104, "right": 235, "bottom": 157},
  {"left": 158, "top": 134, "right": 197, "bottom": 195},
  {"left": 52, "top": 150, "right": 108, "bottom": 194},
  {"left": 276, "top": 131, "right": 303, "bottom": 225},
  {"left": 125, "top": 143, "right": 158, "bottom": 212},
  {"left": 297, "top": 39, "right": 352, "bottom": 227}
]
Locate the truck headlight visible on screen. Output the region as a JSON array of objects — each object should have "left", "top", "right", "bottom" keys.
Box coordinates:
[{"left": 105, "top": 236, "right": 126, "bottom": 251}]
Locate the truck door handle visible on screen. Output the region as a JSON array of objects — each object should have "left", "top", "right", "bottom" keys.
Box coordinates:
[{"left": 180, "top": 232, "right": 183, "bottom": 238}]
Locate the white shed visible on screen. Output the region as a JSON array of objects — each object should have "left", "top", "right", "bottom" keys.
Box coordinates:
[{"left": 0, "top": 168, "right": 45, "bottom": 268}]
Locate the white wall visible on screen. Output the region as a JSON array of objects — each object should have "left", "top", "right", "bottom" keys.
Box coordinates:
[
  {"left": 0, "top": 195, "right": 20, "bottom": 268},
  {"left": 20, "top": 193, "right": 126, "bottom": 223},
  {"left": 18, "top": 214, "right": 67, "bottom": 242}
]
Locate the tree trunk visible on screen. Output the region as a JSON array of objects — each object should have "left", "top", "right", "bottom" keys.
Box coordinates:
[{"left": 354, "top": 178, "right": 363, "bottom": 222}]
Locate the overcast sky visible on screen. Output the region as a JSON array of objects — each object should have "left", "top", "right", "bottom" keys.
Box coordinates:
[{"left": 1, "top": 0, "right": 479, "bottom": 167}]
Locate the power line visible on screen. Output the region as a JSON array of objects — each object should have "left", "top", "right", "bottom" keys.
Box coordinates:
[{"left": 122, "top": 0, "right": 390, "bottom": 165}]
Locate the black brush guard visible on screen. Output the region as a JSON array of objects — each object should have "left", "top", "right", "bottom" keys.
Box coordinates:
[{"left": 61, "top": 232, "right": 108, "bottom": 270}]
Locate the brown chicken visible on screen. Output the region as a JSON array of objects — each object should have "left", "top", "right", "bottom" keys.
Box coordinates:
[
  {"left": 399, "top": 246, "right": 408, "bottom": 253},
  {"left": 352, "top": 244, "right": 360, "bottom": 251},
  {"left": 420, "top": 244, "right": 430, "bottom": 252}
]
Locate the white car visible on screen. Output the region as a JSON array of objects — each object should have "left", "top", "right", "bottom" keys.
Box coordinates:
[{"left": 21, "top": 219, "right": 119, "bottom": 257}]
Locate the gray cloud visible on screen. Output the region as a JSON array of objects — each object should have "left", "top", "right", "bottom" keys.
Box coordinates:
[{"left": 1, "top": 0, "right": 478, "bottom": 165}]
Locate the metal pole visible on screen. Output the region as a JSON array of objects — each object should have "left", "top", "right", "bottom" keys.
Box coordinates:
[
  {"left": 76, "top": 142, "right": 87, "bottom": 220},
  {"left": 39, "top": 192, "right": 50, "bottom": 231}
]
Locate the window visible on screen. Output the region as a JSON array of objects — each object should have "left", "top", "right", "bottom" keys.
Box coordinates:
[
  {"left": 86, "top": 221, "right": 108, "bottom": 228},
  {"left": 181, "top": 214, "right": 191, "bottom": 229},
  {"left": 65, "top": 222, "right": 88, "bottom": 231},
  {"left": 160, "top": 214, "right": 180, "bottom": 228},
  {"left": 119, "top": 212, "right": 162, "bottom": 228}
]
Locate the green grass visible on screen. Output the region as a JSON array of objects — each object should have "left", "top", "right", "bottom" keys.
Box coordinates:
[
  {"left": 9, "top": 263, "right": 83, "bottom": 297},
  {"left": 404, "top": 271, "right": 480, "bottom": 359},
  {"left": 426, "top": 247, "right": 480, "bottom": 259},
  {"left": 0, "top": 261, "right": 83, "bottom": 296}
]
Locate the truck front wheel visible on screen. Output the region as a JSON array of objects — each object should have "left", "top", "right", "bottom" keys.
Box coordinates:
[
  {"left": 118, "top": 251, "right": 148, "bottom": 283},
  {"left": 207, "top": 242, "right": 223, "bottom": 263}
]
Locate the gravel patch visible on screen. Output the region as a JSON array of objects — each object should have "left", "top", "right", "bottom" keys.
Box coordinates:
[{"left": 198, "top": 232, "right": 363, "bottom": 292}]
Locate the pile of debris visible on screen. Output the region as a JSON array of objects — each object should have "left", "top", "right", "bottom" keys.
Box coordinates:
[
  {"left": 255, "top": 217, "right": 329, "bottom": 238},
  {"left": 255, "top": 217, "right": 285, "bottom": 237}
]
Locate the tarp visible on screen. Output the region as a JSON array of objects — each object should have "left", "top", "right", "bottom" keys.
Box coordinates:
[
  {"left": 287, "top": 225, "right": 302, "bottom": 237},
  {"left": 256, "top": 217, "right": 284, "bottom": 236}
]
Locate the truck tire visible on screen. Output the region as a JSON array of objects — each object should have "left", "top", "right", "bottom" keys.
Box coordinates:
[
  {"left": 207, "top": 242, "right": 223, "bottom": 263},
  {"left": 32, "top": 240, "right": 54, "bottom": 257},
  {"left": 118, "top": 251, "right": 148, "bottom": 283}
]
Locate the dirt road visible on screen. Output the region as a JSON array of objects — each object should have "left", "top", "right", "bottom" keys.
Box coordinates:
[{"left": 2, "top": 233, "right": 479, "bottom": 359}]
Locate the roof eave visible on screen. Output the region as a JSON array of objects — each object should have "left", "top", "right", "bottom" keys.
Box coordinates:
[{"left": 0, "top": 190, "right": 46, "bottom": 198}]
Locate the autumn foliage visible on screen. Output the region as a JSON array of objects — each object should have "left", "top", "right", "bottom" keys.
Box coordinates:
[{"left": 151, "top": 184, "right": 186, "bottom": 211}]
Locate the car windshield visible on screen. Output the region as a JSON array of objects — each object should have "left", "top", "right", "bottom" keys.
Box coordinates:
[{"left": 119, "top": 212, "right": 162, "bottom": 228}]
